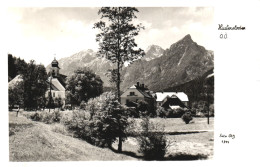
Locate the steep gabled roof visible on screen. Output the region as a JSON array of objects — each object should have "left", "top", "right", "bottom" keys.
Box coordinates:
[
  {"left": 8, "top": 75, "right": 23, "bottom": 88},
  {"left": 129, "top": 85, "right": 136, "bottom": 89},
  {"left": 128, "top": 83, "right": 153, "bottom": 98},
  {"left": 155, "top": 92, "right": 189, "bottom": 102},
  {"left": 136, "top": 89, "right": 153, "bottom": 98},
  {"left": 46, "top": 81, "right": 59, "bottom": 91},
  {"left": 161, "top": 96, "right": 187, "bottom": 108},
  {"left": 46, "top": 77, "right": 65, "bottom": 91}
]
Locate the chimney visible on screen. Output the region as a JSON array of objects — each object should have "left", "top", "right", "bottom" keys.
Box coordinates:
[{"left": 137, "top": 82, "right": 140, "bottom": 88}]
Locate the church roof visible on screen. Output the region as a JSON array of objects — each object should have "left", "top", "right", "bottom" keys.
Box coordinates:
[
  {"left": 47, "top": 83, "right": 59, "bottom": 91},
  {"left": 46, "top": 77, "right": 65, "bottom": 91},
  {"left": 51, "top": 58, "right": 58, "bottom": 64},
  {"left": 51, "top": 58, "right": 60, "bottom": 68}
]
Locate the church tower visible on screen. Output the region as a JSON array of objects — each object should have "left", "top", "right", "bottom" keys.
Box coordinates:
[{"left": 51, "top": 58, "right": 60, "bottom": 77}]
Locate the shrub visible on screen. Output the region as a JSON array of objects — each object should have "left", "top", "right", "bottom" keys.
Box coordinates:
[
  {"left": 63, "top": 110, "right": 91, "bottom": 141},
  {"left": 80, "top": 100, "right": 87, "bottom": 109},
  {"left": 51, "top": 123, "right": 69, "bottom": 136},
  {"left": 172, "top": 108, "right": 186, "bottom": 118},
  {"left": 156, "top": 106, "right": 166, "bottom": 118},
  {"left": 63, "top": 92, "right": 130, "bottom": 151},
  {"left": 40, "top": 111, "right": 54, "bottom": 124},
  {"left": 162, "top": 108, "right": 186, "bottom": 118},
  {"left": 88, "top": 92, "right": 129, "bottom": 150},
  {"left": 136, "top": 100, "right": 149, "bottom": 117},
  {"left": 190, "top": 108, "right": 197, "bottom": 116},
  {"left": 126, "top": 107, "right": 139, "bottom": 118},
  {"left": 28, "top": 110, "right": 62, "bottom": 124},
  {"left": 30, "top": 112, "right": 41, "bottom": 121},
  {"left": 137, "top": 117, "right": 168, "bottom": 160},
  {"left": 52, "top": 110, "right": 62, "bottom": 123},
  {"left": 165, "top": 108, "right": 173, "bottom": 118},
  {"left": 182, "top": 111, "right": 193, "bottom": 124}
]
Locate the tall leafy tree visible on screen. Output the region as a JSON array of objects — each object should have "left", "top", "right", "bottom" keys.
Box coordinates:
[
  {"left": 9, "top": 81, "right": 24, "bottom": 108},
  {"left": 94, "top": 7, "right": 145, "bottom": 102},
  {"left": 66, "top": 67, "right": 103, "bottom": 106},
  {"left": 94, "top": 8, "right": 145, "bottom": 152},
  {"left": 8, "top": 54, "right": 16, "bottom": 80},
  {"left": 8, "top": 54, "right": 28, "bottom": 81},
  {"left": 23, "top": 60, "right": 48, "bottom": 110}
]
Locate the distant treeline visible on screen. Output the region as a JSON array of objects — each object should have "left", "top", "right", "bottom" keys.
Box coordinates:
[
  {"left": 8, "top": 54, "right": 48, "bottom": 110},
  {"left": 8, "top": 54, "right": 28, "bottom": 81},
  {"left": 164, "top": 68, "right": 214, "bottom": 107}
]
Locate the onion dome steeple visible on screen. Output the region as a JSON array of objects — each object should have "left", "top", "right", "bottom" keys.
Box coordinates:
[
  {"left": 51, "top": 57, "right": 60, "bottom": 69},
  {"left": 51, "top": 57, "right": 60, "bottom": 77}
]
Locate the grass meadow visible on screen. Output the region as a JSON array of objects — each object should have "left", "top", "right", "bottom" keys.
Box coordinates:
[
  {"left": 9, "top": 110, "right": 214, "bottom": 161},
  {"left": 9, "top": 112, "right": 136, "bottom": 161}
]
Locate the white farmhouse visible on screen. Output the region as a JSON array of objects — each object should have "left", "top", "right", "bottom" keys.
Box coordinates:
[{"left": 155, "top": 92, "right": 189, "bottom": 107}]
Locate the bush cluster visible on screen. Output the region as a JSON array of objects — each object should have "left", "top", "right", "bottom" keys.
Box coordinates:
[
  {"left": 62, "top": 110, "right": 93, "bottom": 142},
  {"left": 125, "top": 100, "right": 156, "bottom": 118},
  {"left": 191, "top": 101, "right": 214, "bottom": 117},
  {"left": 137, "top": 117, "right": 168, "bottom": 160},
  {"left": 181, "top": 112, "right": 193, "bottom": 124},
  {"left": 156, "top": 107, "right": 187, "bottom": 118},
  {"left": 64, "top": 92, "right": 130, "bottom": 149},
  {"left": 29, "top": 110, "right": 62, "bottom": 124},
  {"left": 51, "top": 123, "right": 68, "bottom": 135}
]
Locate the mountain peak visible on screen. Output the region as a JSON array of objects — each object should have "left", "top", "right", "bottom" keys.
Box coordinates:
[
  {"left": 181, "top": 34, "right": 193, "bottom": 42},
  {"left": 80, "top": 49, "right": 94, "bottom": 53},
  {"left": 144, "top": 45, "right": 164, "bottom": 61},
  {"left": 122, "top": 35, "right": 214, "bottom": 92},
  {"left": 145, "top": 45, "right": 162, "bottom": 52},
  {"left": 167, "top": 34, "right": 195, "bottom": 51}
]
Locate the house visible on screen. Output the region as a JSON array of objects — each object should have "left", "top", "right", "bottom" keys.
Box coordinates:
[
  {"left": 155, "top": 92, "right": 189, "bottom": 107},
  {"left": 8, "top": 75, "right": 23, "bottom": 88},
  {"left": 160, "top": 95, "right": 188, "bottom": 110},
  {"left": 121, "top": 82, "right": 189, "bottom": 112},
  {"left": 45, "top": 58, "right": 67, "bottom": 106},
  {"left": 120, "top": 82, "right": 155, "bottom": 108}
]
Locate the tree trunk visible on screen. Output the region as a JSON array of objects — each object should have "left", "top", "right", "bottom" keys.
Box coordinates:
[
  {"left": 117, "top": 116, "right": 122, "bottom": 153},
  {"left": 207, "top": 93, "right": 210, "bottom": 124},
  {"left": 117, "top": 61, "right": 121, "bottom": 103},
  {"left": 116, "top": 7, "right": 121, "bottom": 103},
  {"left": 118, "top": 136, "right": 122, "bottom": 152},
  {"left": 116, "top": 7, "right": 122, "bottom": 153}
]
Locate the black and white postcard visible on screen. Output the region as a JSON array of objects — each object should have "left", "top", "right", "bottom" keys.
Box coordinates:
[{"left": 2, "top": 0, "right": 260, "bottom": 167}]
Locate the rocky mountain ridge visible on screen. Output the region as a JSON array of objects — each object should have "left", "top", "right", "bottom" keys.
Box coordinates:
[
  {"left": 47, "top": 34, "right": 214, "bottom": 92},
  {"left": 121, "top": 34, "right": 214, "bottom": 91}
]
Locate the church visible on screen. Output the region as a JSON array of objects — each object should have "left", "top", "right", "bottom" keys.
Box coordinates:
[{"left": 45, "top": 58, "right": 67, "bottom": 107}]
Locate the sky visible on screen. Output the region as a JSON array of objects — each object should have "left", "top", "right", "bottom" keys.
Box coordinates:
[{"left": 6, "top": 7, "right": 214, "bottom": 66}]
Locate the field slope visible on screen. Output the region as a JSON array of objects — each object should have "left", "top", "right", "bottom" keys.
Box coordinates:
[{"left": 9, "top": 112, "right": 136, "bottom": 161}]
